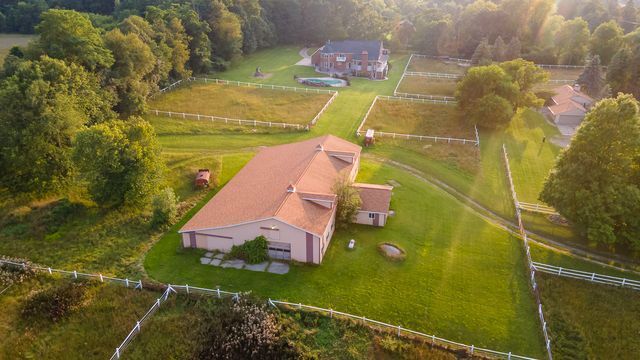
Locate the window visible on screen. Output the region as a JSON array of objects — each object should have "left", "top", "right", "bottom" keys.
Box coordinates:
[
  {"left": 368, "top": 213, "right": 375, "bottom": 219},
  {"left": 268, "top": 241, "right": 291, "bottom": 260}
]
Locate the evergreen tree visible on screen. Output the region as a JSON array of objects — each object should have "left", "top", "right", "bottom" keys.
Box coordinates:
[
  {"left": 493, "top": 35, "right": 506, "bottom": 62},
  {"left": 622, "top": 0, "right": 638, "bottom": 33},
  {"left": 470, "top": 38, "right": 493, "bottom": 66},
  {"left": 540, "top": 94, "right": 640, "bottom": 249},
  {"left": 505, "top": 37, "right": 521, "bottom": 60},
  {"left": 577, "top": 55, "right": 607, "bottom": 98}
]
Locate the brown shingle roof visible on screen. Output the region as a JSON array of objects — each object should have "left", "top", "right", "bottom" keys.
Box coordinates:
[
  {"left": 353, "top": 183, "right": 393, "bottom": 214},
  {"left": 180, "top": 135, "right": 361, "bottom": 236}
]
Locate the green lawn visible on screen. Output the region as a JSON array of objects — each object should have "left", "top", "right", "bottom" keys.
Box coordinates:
[
  {"left": 396, "top": 76, "right": 458, "bottom": 96},
  {"left": 537, "top": 274, "right": 640, "bottom": 360},
  {"left": 145, "top": 160, "right": 545, "bottom": 357},
  {"left": 147, "top": 114, "right": 297, "bottom": 136},
  {"left": 0, "top": 276, "right": 159, "bottom": 359},
  {"left": 407, "top": 57, "right": 468, "bottom": 74},
  {"left": 0, "top": 34, "right": 35, "bottom": 62},
  {"left": 365, "top": 100, "right": 474, "bottom": 139},
  {"left": 148, "top": 81, "right": 332, "bottom": 125}
]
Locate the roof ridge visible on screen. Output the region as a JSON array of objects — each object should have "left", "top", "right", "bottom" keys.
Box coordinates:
[{"left": 273, "top": 137, "right": 329, "bottom": 217}]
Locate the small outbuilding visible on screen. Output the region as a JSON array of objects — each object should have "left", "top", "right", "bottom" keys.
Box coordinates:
[{"left": 195, "top": 169, "right": 211, "bottom": 187}]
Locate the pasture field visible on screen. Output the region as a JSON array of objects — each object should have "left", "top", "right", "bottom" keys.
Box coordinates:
[
  {"left": 0, "top": 276, "right": 159, "bottom": 359},
  {"left": 537, "top": 274, "right": 640, "bottom": 360},
  {"left": 406, "top": 56, "right": 468, "bottom": 74},
  {"left": 146, "top": 160, "right": 546, "bottom": 357},
  {"left": 543, "top": 67, "right": 584, "bottom": 81},
  {"left": 0, "top": 34, "right": 35, "bottom": 61},
  {"left": 126, "top": 294, "right": 462, "bottom": 359},
  {"left": 364, "top": 99, "right": 474, "bottom": 139},
  {"left": 396, "top": 76, "right": 458, "bottom": 97},
  {"left": 148, "top": 81, "right": 333, "bottom": 125}
]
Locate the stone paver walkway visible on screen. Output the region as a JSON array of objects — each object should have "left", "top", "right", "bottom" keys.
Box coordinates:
[{"left": 201, "top": 252, "right": 289, "bottom": 274}]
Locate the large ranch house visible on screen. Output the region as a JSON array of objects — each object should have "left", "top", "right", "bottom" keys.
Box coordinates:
[
  {"left": 311, "top": 40, "right": 390, "bottom": 80},
  {"left": 179, "top": 136, "right": 393, "bottom": 264}
]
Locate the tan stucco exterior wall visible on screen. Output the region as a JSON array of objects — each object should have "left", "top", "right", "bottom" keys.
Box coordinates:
[
  {"left": 354, "top": 211, "right": 387, "bottom": 227},
  {"left": 181, "top": 218, "right": 330, "bottom": 264}
]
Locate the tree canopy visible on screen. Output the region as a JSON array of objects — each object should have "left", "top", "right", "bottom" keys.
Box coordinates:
[
  {"left": 540, "top": 95, "right": 640, "bottom": 250},
  {"left": 73, "top": 118, "right": 164, "bottom": 208},
  {"left": 0, "top": 56, "right": 114, "bottom": 195}
]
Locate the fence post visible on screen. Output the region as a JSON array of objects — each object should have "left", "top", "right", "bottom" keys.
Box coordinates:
[
  {"left": 126, "top": 278, "right": 129, "bottom": 287},
  {"left": 99, "top": 273, "right": 103, "bottom": 282},
  {"left": 115, "top": 347, "right": 120, "bottom": 359},
  {"left": 217, "top": 288, "right": 221, "bottom": 298},
  {"left": 136, "top": 321, "right": 141, "bottom": 333},
  {"left": 470, "top": 345, "right": 474, "bottom": 355},
  {"left": 73, "top": 270, "right": 77, "bottom": 279},
  {"left": 330, "top": 309, "right": 333, "bottom": 318},
  {"left": 48, "top": 267, "right": 52, "bottom": 274},
  {"left": 186, "top": 284, "right": 190, "bottom": 295},
  {"left": 397, "top": 325, "right": 402, "bottom": 337}
]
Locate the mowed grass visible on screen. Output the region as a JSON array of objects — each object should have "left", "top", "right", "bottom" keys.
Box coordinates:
[
  {"left": 537, "top": 274, "right": 640, "bottom": 359},
  {"left": 0, "top": 277, "right": 159, "bottom": 359},
  {"left": 365, "top": 99, "right": 474, "bottom": 139},
  {"left": 396, "top": 76, "right": 458, "bottom": 96},
  {"left": 148, "top": 82, "right": 332, "bottom": 125},
  {"left": 145, "top": 160, "right": 545, "bottom": 357},
  {"left": 147, "top": 114, "right": 296, "bottom": 136},
  {"left": 407, "top": 57, "right": 469, "bottom": 74},
  {"left": 0, "top": 34, "right": 35, "bottom": 61}
]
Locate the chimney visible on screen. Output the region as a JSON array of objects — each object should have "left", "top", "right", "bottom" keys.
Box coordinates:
[
  {"left": 287, "top": 183, "right": 296, "bottom": 193},
  {"left": 360, "top": 50, "right": 369, "bottom": 77},
  {"left": 573, "top": 83, "right": 581, "bottom": 92},
  {"left": 315, "top": 144, "right": 324, "bottom": 152}
]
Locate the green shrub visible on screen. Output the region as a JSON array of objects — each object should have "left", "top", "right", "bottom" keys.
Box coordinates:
[
  {"left": 228, "top": 235, "right": 268, "bottom": 264},
  {"left": 196, "top": 296, "right": 299, "bottom": 360},
  {"left": 44, "top": 198, "right": 86, "bottom": 232},
  {"left": 21, "top": 282, "right": 87, "bottom": 322},
  {"left": 0, "top": 256, "right": 36, "bottom": 286},
  {"left": 151, "top": 188, "right": 179, "bottom": 229}
]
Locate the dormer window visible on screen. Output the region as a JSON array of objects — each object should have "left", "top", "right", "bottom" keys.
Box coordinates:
[{"left": 316, "top": 144, "right": 324, "bottom": 151}]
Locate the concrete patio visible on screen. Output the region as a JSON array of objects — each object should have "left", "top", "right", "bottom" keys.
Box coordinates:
[{"left": 200, "top": 252, "right": 290, "bottom": 274}]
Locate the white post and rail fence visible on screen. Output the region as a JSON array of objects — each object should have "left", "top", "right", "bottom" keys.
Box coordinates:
[
  {"left": 355, "top": 95, "right": 479, "bottom": 147},
  {"left": 502, "top": 144, "right": 553, "bottom": 360},
  {"left": 2, "top": 258, "right": 545, "bottom": 360},
  {"left": 148, "top": 77, "right": 338, "bottom": 130}
]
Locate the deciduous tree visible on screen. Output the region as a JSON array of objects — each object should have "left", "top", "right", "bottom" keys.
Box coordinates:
[
  {"left": 73, "top": 118, "right": 164, "bottom": 208},
  {"left": 555, "top": 18, "right": 590, "bottom": 65},
  {"left": 540, "top": 95, "right": 640, "bottom": 249},
  {"left": 590, "top": 20, "right": 623, "bottom": 65},
  {"left": 0, "top": 56, "right": 114, "bottom": 195},
  {"left": 333, "top": 177, "right": 362, "bottom": 229},
  {"left": 34, "top": 9, "right": 114, "bottom": 71}
]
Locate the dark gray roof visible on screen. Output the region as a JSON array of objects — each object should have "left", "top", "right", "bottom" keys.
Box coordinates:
[{"left": 320, "top": 40, "right": 383, "bottom": 60}]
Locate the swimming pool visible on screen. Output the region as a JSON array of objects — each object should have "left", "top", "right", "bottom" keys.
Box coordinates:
[{"left": 298, "top": 77, "right": 348, "bottom": 87}]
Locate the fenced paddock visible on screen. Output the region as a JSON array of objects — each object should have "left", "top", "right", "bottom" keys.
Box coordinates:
[
  {"left": 394, "top": 76, "right": 458, "bottom": 99},
  {"left": 356, "top": 95, "right": 479, "bottom": 146},
  {"left": 532, "top": 262, "right": 640, "bottom": 291},
  {"left": 148, "top": 77, "right": 338, "bottom": 130}
]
